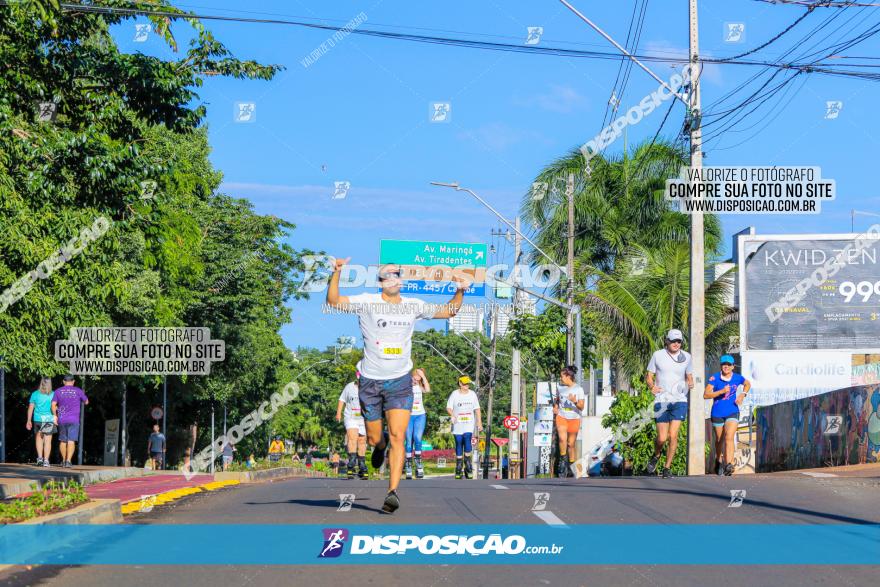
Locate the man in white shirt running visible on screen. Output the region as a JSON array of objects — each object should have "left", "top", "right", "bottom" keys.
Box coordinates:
[
  {"left": 327, "top": 258, "right": 467, "bottom": 513},
  {"left": 335, "top": 375, "right": 367, "bottom": 479},
  {"left": 645, "top": 328, "right": 694, "bottom": 478}
]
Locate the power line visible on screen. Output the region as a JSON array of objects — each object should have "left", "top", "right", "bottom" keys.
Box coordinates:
[
  {"left": 8, "top": 2, "right": 874, "bottom": 78},
  {"left": 716, "top": 5, "right": 816, "bottom": 62},
  {"left": 754, "top": 0, "right": 880, "bottom": 6}
]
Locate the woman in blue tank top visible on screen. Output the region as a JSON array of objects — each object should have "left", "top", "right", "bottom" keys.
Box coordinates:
[{"left": 704, "top": 355, "right": 751, "bottom": 476}]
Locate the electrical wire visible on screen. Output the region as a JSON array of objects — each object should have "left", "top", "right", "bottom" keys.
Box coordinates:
[{"left": 3, "top": 2, "right": 873, "bottom": 79}]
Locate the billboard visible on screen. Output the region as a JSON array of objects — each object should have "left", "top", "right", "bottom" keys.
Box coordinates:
[
  {"left": 740, "top": 350, "right": 852, "bottom": 407},
  {"left": 739, "top": 233, "right": 880, "bottom": 351}
]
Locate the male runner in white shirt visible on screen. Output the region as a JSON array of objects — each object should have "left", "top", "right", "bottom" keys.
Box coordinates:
[
  {"left": 335, "top": 375, "right": 367, "bottom": 479},
  {"left": 327, "top": 258, "right": 468, "bottom": 513}
]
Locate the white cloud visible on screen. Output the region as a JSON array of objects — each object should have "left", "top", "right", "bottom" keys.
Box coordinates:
[
  {"left": 519, "top": 84, "right": 588, "bottom": 114},
  {"left": 456, "top": 122, "right": 551, "bottom": 152}
]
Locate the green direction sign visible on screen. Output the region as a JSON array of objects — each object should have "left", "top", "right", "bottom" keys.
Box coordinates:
[{"left": 379, "top": 240, "right": 487, "bottom": 267}]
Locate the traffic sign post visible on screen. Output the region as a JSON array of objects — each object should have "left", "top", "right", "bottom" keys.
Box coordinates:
[
  {"left": 379, "top": 240, "right": 487, "bottom": 267},
  {"left": 380, "top": 240, "right": 488, "bottom": 297},
  {"left": 503, "top": 415, "right": 520, "bottom": 431},
  {"left": 151, "top": 406, "right": 164, "bottom": 421}
]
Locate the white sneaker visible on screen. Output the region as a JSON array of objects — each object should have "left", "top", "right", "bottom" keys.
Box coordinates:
[{"left": 43, "top": 460, "right": 50, "bottom": 467}]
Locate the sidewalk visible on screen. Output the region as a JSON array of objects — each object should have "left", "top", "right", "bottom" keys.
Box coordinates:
[
  {"left": 85, "top": 474, "right": 214, "bottom": 504},
  {"left": 768, "top": 462, "right": 880, "bottom": 479},
  {"left": 0, "top": 463, "right": 154, "bottom": 498}
]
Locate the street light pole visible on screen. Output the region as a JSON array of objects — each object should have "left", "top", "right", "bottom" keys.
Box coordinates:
[
  {"left": 566, "top": 173, "right": 575, "bottom": 366},
  {"left": 482, "top": 310, "right": 498, "bottom": 479},
  {"left": 510, "top": 217, "right": 522, "bottom": 477}
]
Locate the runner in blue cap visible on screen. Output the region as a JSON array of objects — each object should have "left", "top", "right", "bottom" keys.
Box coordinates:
[{"left": 704, "top": 354, "right": 751, "bottom": 476}]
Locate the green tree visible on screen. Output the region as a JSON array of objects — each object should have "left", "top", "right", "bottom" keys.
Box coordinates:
[
  {"left": 0, "top": 2, "right": 313, "bottom": 466},
  {"left": 582, "top": 243, "right": 738, "bottom": 379}
]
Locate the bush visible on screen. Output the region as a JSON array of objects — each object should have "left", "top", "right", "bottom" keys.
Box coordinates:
[
  {"left": 0, "top": 481, "right": 89, "bottom": 524},
  {"left": 601, "top": 383, "right": 688, "bottom": 475}
]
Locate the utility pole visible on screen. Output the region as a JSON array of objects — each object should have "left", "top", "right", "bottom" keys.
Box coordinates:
[
  {"left": 687, "top": 0, "right": 706, "bottom": 476},
  {"left": 557, "top": 0, "right": 702, "bottom": 475},
  {"left": 474, "top": 335, "right": 481, "bottom": 393},
  {"left": 566, "top": 173, "right": 575, "bottom": 366},
  {"left": 482, "top": 309, "right": 498, "bottom": 479},
  {"left": 510, "top": 217, "right": 522, "bottom": 478}
]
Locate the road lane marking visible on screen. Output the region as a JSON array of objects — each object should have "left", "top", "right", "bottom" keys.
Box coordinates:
[
  {"left": 801, "top": 471, "right": 837, "bottom": 478},
  {"left": 490, "top": 484, "right": 508, "bottom": 489},
  {"left": 532, "top": 510, "right": 567, "bottom": 527}
]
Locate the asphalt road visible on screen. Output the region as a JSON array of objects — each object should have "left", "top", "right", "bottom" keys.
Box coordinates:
[{"left": 2, "top": 472, "right": 878, "bottom": 587}]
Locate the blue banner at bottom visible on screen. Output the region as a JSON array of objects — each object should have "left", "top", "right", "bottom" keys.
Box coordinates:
[{"left": 1, "top": 524, "right": 878, "bottom": 565}]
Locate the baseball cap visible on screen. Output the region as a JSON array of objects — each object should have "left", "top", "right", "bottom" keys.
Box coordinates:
[
  {"left": 720, "top": 354, "right": 735, "bottom": 365},
  {"left": 666, "top": 329, "right": 683, "bottom": 341},
  {"left": 63, "top": 373, "right": 75, "bottom": 382},
  {"left": 458, "top": 375, "right": 472, "bottom": 385}
]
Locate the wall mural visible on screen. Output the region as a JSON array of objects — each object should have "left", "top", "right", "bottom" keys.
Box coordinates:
[{"left": 756, "top": 383, "right": 880, "bottom": 472}]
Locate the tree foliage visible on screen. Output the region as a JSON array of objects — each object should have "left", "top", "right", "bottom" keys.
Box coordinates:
[{"left": 0, "top": 2, "right": 311, "bottom": 465}]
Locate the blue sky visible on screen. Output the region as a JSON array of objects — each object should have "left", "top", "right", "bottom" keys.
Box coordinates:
[{"left": 114, "top": 1, "right": 879, "bottom": 352}]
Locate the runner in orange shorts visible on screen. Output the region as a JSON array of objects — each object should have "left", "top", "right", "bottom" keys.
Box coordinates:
[{"left": 553, "top": 365, "right": 585, "bottom": 478}]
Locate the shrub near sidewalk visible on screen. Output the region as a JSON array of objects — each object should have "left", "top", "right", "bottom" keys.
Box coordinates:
[
  {"left": 602, "top": 385, "right": 689, "bottom": 476},
  {"left": 225, "top": 457, "right": 330, "bottom": 474},
  {"left": 0, "top": 481, "right": 89, "bottom": 524}
]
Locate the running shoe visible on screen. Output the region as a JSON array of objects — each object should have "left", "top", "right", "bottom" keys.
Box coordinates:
[
  {"left": 42, "top": 460, "right": 50, "bottom": 467},
  {"left": 36, "top": 458, "right": 43, "bottom": 467},
  {"left": 381, "top": 490, "right": 400, "bottom": 514},
  {"left": 724, "top": 463, "right": 735, "bottom": 476},
  {"left": 414, "top": 455, "right": 424, "bottom": 479},
  {"left": 404, "top": 457, "right": 413, "bottom": 480},
  {"left": 661, "top": 467, "right": 672, "bottom": 478},
  {"left": 455, "top": 459, "right": 463, "bottom": 479},
  {"left": 647, "top": 456, "right": 659, "bottom": 475},
  {"left": 371, "top": 431, "right": 388, "bottom": 470}
]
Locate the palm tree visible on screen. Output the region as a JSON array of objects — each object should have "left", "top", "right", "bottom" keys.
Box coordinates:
[
  {"left": 582, "top": 243, "right": 738, "bottom": 382},
  {"left": 521, "top": 140, "right": 722, "bottom": 285}
]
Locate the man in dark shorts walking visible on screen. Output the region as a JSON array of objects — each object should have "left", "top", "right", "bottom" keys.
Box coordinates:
[
  {"left": 52, "top": 374, "right": 88, "bottom": 468},
  {"left": 147, "top": 423, "right": 166, "bottom": 470},
  {"left": 327, "top": 257, "right": 467, "bottom": 513}
]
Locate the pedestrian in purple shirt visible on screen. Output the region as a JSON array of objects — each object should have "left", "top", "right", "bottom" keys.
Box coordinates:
[{"left": 52, "top": 374, "right": 88, "bottom": 468}]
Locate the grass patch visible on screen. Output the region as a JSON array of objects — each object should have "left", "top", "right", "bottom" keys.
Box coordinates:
[
  {"left": 225, "top": 457, "right": 330, "bottom": 473},
  {"left": 0, "top": 481, "right": 89, "bottom": 524}
]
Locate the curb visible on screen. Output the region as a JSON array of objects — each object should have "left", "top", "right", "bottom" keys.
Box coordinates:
[
  {"left": 214, "top": 467, "right": 329, "bottom": 484},
  {"left": 16, "top": 498, "right": 123, "bottom": 525},
  {"left": 120, "top": 479, "right": 240, "bottom": 515}
]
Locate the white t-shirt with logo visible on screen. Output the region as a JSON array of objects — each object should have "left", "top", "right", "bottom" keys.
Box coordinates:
[
  {"left": 411, "top": 384, "right": 426, "bottom": 416},
  {"left": 646, "top": 349, "right": 693, "bottom": 404},
  {"left": 338, "top": 382, "right": 362, "bottom": 422},
  {"left": 343, "top": 293, "right": 435, "bottom": 380},
  {"left": 555, "top": 383, "right": 585, "bottom": 420},
  {"left": 447, "top": 389, "right": 480, "bottom": 435}
]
